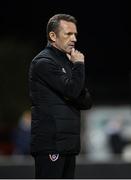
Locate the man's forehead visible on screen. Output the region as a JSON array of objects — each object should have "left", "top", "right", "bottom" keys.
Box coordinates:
[{"left": 59, "top": 20, "right": 77, "bottom": 31}]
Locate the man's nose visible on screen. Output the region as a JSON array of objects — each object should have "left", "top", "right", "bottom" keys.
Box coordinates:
[{"left": 71, "top": 34, "right": 77, "bottom": 42}]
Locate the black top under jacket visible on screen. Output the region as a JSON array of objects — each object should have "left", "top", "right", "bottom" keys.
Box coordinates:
[{"left": 28, "top": 43, "right": 92, "bottom": 155}]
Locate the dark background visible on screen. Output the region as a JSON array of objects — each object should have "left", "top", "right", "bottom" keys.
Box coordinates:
[{"left": 0, "top": 0, "right": 130, "bottom": 125}]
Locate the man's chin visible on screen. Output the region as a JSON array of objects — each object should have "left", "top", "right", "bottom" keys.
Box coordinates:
[
  {"left": 65, "top": 47, "right": 74, "bottom": 54},
  {"left": 66, "top": 49, "right": 72, "bottom": 55}
]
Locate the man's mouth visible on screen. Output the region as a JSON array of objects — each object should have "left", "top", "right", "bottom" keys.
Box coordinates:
[{"left": 69, "top": 44, "right": 75, "bottom": 48}]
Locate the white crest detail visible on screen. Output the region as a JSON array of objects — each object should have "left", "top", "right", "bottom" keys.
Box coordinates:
[
  {"left": 62, "top": 68, "right": 66, "bottom": 73},
  {"left": 49, "top": 154, "right": 59, "bottom": 161}
]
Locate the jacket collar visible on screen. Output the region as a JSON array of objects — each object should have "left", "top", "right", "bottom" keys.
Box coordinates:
[{"left": 46, "top": 42, "right": 68, "bottom": 59}]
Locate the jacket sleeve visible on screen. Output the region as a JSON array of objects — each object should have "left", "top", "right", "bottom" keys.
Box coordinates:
[
  {"left": 71, "top": 88, "right": 93, "bottom": 110},
  {"left": 34, "top": 58, "right": 85, "bottom": 99}
]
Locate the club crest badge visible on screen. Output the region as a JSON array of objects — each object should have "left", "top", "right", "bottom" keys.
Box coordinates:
[
  {"left": 49, "top": 154, "right": 59, "bottom": 162},
  {"left": 62, "top": 67, "right": 66, "bottom": 73}
]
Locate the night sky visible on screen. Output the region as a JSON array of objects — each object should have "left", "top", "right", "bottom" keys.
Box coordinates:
[{"left": 0, "top": 0, "right": 130, "bottom": 123}]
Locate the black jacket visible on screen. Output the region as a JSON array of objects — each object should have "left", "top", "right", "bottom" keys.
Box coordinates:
[{"left": 29, "top": 43, "right": 92, "bottom": 155}]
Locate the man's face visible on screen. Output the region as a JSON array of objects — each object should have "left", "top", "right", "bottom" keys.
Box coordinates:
[{"left": 52, "top": 20, "right": 77, "bottom": 54}]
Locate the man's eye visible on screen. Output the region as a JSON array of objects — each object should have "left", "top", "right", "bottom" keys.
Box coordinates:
[{"left": 66, "top": 33, "right": 72, "bottom": 36}]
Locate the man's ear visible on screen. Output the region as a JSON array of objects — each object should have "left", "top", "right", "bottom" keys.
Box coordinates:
[{"left": 49, "top": 31, "right": 56, "bottom": 42}]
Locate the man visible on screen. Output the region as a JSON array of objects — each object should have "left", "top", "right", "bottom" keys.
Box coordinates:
[{"left": 29, "top": 14, "right": 92, "bottom": 179}]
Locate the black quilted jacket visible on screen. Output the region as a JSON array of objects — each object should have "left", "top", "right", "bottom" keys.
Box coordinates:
[{"left": 28, "top": 43, "right": 92, "bottom": 155}]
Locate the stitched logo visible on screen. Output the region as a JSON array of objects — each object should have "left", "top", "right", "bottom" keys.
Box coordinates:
[
  {"left": 49, "top": 154, "right": 59, "bottom": 161},
  {"left": 62, "top": 68, "right": 66, "bottom": 73}
]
